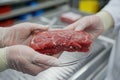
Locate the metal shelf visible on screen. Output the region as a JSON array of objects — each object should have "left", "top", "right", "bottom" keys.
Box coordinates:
[
  {"left": 0, "top": 0, "right": 68, "bottom": 20},
  {"left": 0, "top": 0, "right": 31, "bottom": 6}
]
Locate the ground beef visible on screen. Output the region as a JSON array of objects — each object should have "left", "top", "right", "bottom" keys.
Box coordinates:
[{"left": 30, "top": 30, "right": 92, "bottom": 55}]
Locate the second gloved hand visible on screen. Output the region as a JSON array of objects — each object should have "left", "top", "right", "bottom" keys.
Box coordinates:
[
  {"left": 65, "top": 15, "right": 104, "bottom": 38},
  {"left": 65, "top": 11, "right": 114, "bottom": 39},
  {"left": 5, "top": 45, "right": 61, "bottom": 76}
]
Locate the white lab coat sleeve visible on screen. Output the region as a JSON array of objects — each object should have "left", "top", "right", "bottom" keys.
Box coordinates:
[
  {"left": 102, "top": 1, "right": 120, "bottom": 80},
  {"left": 0, "top": 48, "right": 9, "bottom": 71},
  {"left": 103, "top": 0, "right": 120, "bottom": 32}
]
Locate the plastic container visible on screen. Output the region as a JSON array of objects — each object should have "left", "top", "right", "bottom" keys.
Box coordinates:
[
  {"left": 57, "top": 37, "right": 93, "bottom": 67},
  {"left": 57, "top": 51, "right": 92, "bottom": 67},
  {"left": 79, "top": 0, "right": 100, "bottom": 14}
]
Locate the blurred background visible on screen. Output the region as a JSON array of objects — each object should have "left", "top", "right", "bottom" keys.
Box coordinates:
[
  {"left": 0, "top": 0, "right": 109, "bottom": 27},
  {"left": 1, "top": 0, "right": 116, "bottom": 80}
]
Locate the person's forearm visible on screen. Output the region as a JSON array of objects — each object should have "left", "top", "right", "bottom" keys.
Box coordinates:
[
  {"left": 0, "top": 48, "right": 9, "bottom": 71},
  {"left": 102, "top": 0, "right": 120, "bottom": 30},
  {"left": 96, "top": 11, "right": 114, "bottom": 32}
]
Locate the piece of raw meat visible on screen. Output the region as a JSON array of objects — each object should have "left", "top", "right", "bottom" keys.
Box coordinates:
[{"left": 30, "top": 30, "right": 92, "bottom": 55}]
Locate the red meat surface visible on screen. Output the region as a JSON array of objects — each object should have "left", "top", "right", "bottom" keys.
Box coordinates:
[{"left": 30, "top": 30, "right": 92, "bottom": 55}]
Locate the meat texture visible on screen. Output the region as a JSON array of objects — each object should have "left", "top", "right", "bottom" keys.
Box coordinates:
[{"left": 30, "top": 30, "right": 92, "bottom": 55}]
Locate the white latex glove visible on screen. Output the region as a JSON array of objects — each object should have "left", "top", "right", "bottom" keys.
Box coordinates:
[
  {"left": 0, "top": 45, "right": 61, "bottom": 76},
  {"left": 0, "top": 22, "right": 48, "bottom": 48},
  {"left": 65, "top": 11, "right": 114, "bottom": 39}
]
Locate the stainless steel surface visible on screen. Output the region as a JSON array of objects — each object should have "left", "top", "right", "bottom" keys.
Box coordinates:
[
  {"left": 86, "top": 60, "right": 107, "bottom": 80},
  {"left": 69, "top": 43, "right": 111, "bottom": 80},
  {"left": 93, "top": 66, "right": 107, "bottom": 80}
]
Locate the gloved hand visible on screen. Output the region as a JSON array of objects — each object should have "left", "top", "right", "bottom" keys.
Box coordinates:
[
  {"left": 65, "top": 11, "right": 114, "bottom": 39},
  {"left": 0, "top": 45, "right": 61, "bottom": 76},
  {"left": 0, "top": 22, "right": 48, "bottom": 48}
]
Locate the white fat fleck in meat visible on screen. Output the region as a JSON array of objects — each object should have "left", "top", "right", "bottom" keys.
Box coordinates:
[
  {"left": 63, "top": 43, "right": 66, "bottom": 45},
  {"left": 70, "top": 46, "right": 73, "bottom": 49},
  {"left": 57, "top": 32, "right": 66, "bottom": 38},
  {"left": 51, "top": 35, "right": 56, "bottom": 45},
  {"left": 53, "top": 41, "right": 56, "bottom": 45},
  {"left": 60, "top": 44, "right": 63, "bottom": 46},
  {"left": 36, "top": 44, "right": 40, "bottom": 49},
  {"left": 81, "top": 35, "right": 88, "bottom": 42},
  {"left": 42, "top": 32, "right": 47, "bottom": 34}
]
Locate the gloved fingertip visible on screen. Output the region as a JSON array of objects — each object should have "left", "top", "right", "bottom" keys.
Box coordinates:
[
  {"left": 41, "top": 25, "right": 49, "bottom": 29},
  {"left": 64, "top": 27, "right": 70, "bottom": 30},
  {"left": 75, "top": 26, "right": 83, "bottom": 31},
  {"left": 36, "top": 24, "right": 49, "bottom": 30},
  {"left": 64, "top": 26, "right": 74, "bottom": 30}
]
